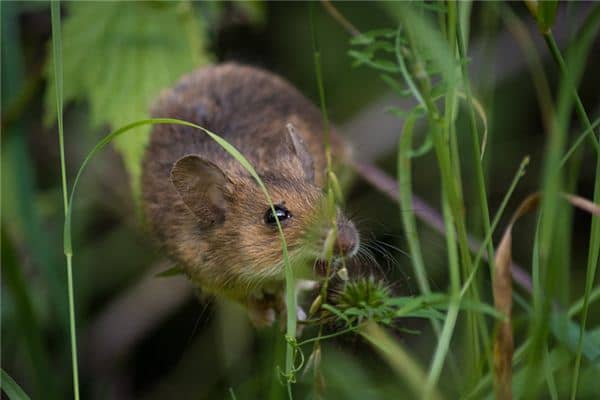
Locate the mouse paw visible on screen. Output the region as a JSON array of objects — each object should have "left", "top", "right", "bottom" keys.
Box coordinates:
[
  {"left": 246, "top": 286, "right": 310, "bottom": 334},
  {"left": 247, "top": 305, "right": 277, "bottom": 328},
  {"left": 246, "top": 289, "right": 285, "bottom": 328}
]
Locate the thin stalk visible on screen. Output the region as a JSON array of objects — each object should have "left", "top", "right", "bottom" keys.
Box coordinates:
[
  {"left": 398, "top": 110, "right": 453, "bottom": 369},
  {"left": 397, "top": 2, "right": 474, "bottom": 390},
  {"left": 522, "top": 13, "right": 593, "bottom": 395},
  {"left": 50, "top": 2, "right": 80, "bottom": 399},
  {"left": 560, "top": 117, "right": 600, "bottom": 167},
  {"left": 298, "top": 326, "right": 357, "bottom": 347},
  {"left": 568, "top": 286, "right": 600, "bottom": 317},
  {"left": 461, "top": 157, "right": 530, "bottom": 298},
  {"left": 544, "top": 35, "right": 600, "bottom": 155},
  {"left": 524, "top": 214, "right": 548, "bottom": 399},
  {"left": 51, "top": 2, "right": 68, "bottom": 217},
  {"left": 397, "top": 112, "right": 432, "bottom": 296},
  {"left": 456, "top": 3, "right": 495, "bottom": 280},
  {"left": 425, "top": 197, "right": 461, "bottom": 398},
  {"left": 455, "top": 2, "right": 497, "bottom": 384},
  {"left": 570, "top": 138, "right": 600, "bottom": 400},
  {"left": 444, "top": 2, "right": 486, "bottom": 386},
  {"left": 307, "top": 7, "right": 341, "bottom": 399},
  {"left": 543, "top": 31, "right": 600, "bottom": 400},
  {"left": 501, "top": 5, "right": 555, "bottom": 132},
  {"left": 543, "top": 346, "right": 559, "bottom": 400},
  {"left": 554, "top": 4, "right": 600, "bottom": 203},
  {"left": 320, "top": 0, "right": 359, "bottom": 37}
]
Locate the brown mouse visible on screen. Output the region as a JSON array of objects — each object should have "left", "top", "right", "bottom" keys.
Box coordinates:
[{"left": 142, "top": 63, "right": 359, "bottom": 326}]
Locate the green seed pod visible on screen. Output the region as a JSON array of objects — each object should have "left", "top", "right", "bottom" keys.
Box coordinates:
[{"left": 309, "top": 294, "right": 323, "bottom": 317}]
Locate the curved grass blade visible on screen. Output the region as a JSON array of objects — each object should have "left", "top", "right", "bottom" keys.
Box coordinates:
[
  {"left": 397, "top": 110, "right": 430, "bottom": 295},
  {"left": 63, "top": 117, "right": 295, "bottom": 396}
]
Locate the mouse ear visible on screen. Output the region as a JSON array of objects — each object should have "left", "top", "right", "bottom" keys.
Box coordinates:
[
  {"left": 170, "top": 155, "right": 232, "bottom": 227},
  {"left": 285, "top": 123, "right": 315, "bottom": 183}
]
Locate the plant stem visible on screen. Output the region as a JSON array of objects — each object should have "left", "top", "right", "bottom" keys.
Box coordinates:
[
  {"left": 425, "top": 197, "right": 461, "bottom": 398},
  {"left": 544, "top": 35, "right": 600, "bottom": 154},
  {"left": 542, "top": 30, "right": 600, "bottom": 400},
  {"left": 50, "top": 2, "right": 80, "bottom": 399}
]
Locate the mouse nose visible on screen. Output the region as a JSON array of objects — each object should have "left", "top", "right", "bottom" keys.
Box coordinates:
[{"left": 334, "top": 219, "right": 359, "bottom": 258}]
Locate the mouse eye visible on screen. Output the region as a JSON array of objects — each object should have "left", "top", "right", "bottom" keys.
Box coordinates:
[{"left": 264, "top": 204, "right": 292, "bottom": 226}]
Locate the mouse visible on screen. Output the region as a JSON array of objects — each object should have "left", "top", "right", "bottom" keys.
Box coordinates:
[{"left": 141, "top": 63, "right": 359, "bottom": 327}]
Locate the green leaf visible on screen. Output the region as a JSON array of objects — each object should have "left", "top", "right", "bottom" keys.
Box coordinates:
[
  {"left": 44, "top": 1, "right": 211, "bottom": 201},
  {"left": 1, "top": 369, "right": 31, "bottom": 400},
  {"left": 389, "top": 293, "right": 504, "bottom": 320},
  {"left": 322, "top": 304, "right": 351, "bottom": 324},
  {"left": 388, "top": 293, "right": 448, "bottom": 310},
  {"left": 364, "top": 40, "right": 396, "bottom": 55},
  {"left": 400, "top": 309, "right": 445, "bottom": 321},
  {"left": 386, "top": 3, "right": 458, "bottom": 85},
  {"left": 452, "top": 299, "right": 505, "bottom": 321},
  {"left": 348, "top": 50, "right": 399, "bottom": 73},
  {"left": 343, "top": 307, "right": 366, "bottom": 317},
  {"left": 550, "top": 312, "right": 600, "bottom": 362}
]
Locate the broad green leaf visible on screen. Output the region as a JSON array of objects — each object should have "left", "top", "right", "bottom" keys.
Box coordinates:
[
  {"left": 44, "top": 1, "right": 211, "bottom": 202},
  {"left": 550, "top": 312, "right": 600, "bottom": 362}
]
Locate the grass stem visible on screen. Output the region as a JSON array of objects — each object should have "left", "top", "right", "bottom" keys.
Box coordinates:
[{"left": 50, "top": 2, "right": 80, "bottom": 399}]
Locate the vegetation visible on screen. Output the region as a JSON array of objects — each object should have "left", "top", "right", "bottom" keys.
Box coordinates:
[{"left": 2, "top": 1, "right": 599, "bottom": 399}]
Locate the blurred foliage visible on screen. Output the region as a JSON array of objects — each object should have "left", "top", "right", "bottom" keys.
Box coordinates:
[{"left": 44, "top": 1, "right": 211, "bottom": 200}]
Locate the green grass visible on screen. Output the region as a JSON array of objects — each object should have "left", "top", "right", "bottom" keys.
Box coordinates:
[
  {"left": 349, "top": 1, "right": 599, "bottom": 398},
  {"left": 50, "top": 2, "right": 80, "bottom": 399},
  {"left": 1, "top": 369, "right": 31, "bottom": 400},
  {"left": 4, "top": 1, "right": 600, "bottom": 399}
]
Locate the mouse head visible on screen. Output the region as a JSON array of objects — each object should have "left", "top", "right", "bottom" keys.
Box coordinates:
[{"left": 170, "top": 126, "right": 359, "bottom": 286}]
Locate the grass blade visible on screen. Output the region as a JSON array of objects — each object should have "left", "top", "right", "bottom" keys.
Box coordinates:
[
  {"left": 62, "top": 117, "right": 294, "bottom": 397},
  {"left": 539, "top": 7, "right": 600, "bottom": 398},
  {"left": 397, "top": 110, "right": 429, "bottom": 296},
  {"left": 1, "top": 369, "right": 31, "bottom": 400},
  {"left": 360, "top": 322, "right": 441, "bottom": 400},
  {"left": 50, "top": 2, "right": 80, "bottom": 399}
]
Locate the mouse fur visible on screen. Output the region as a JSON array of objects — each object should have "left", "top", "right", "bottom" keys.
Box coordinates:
[{"left": 142, "top": 63, "right": 358, "bottom": 326}]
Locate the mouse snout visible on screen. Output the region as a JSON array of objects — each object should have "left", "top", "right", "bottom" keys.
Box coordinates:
[{"left": 333, "top": 218, "right": 359, "bottom": 258}]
